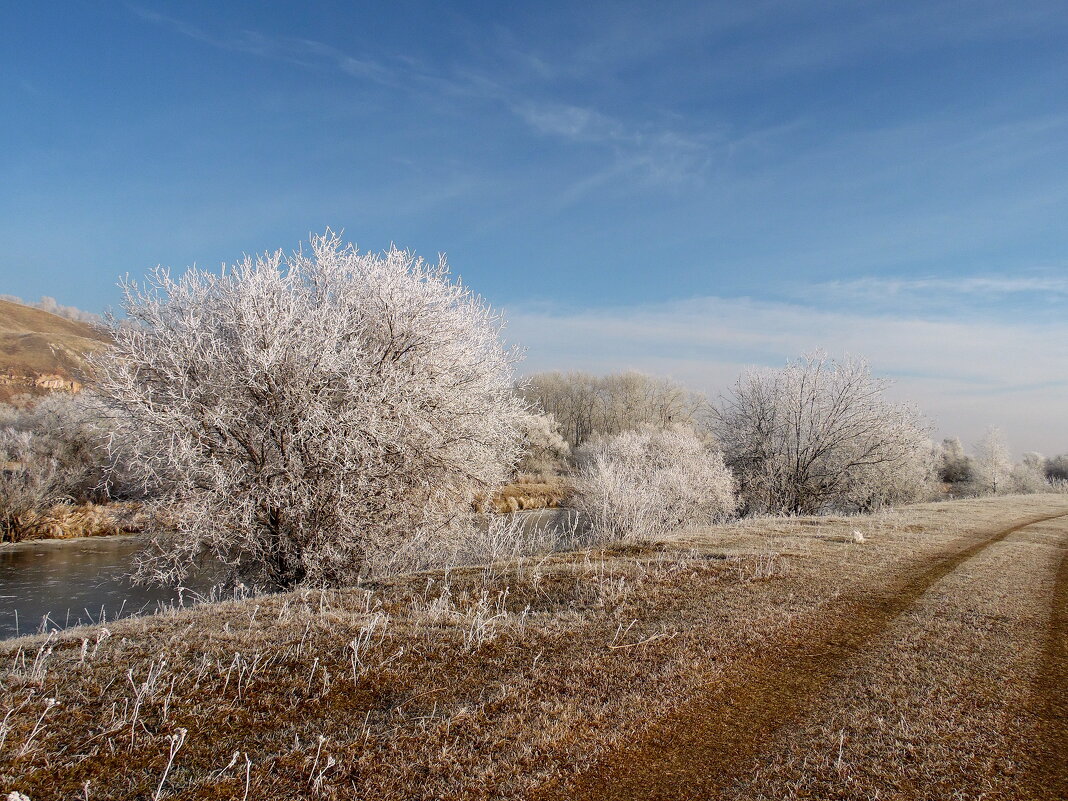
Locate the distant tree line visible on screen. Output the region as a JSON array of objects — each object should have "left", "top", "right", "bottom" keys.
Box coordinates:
[
  {"left": 519, "top": 370, "right": 707, "bottom": 448},
  {"left": 933, "top": 428, "right": 1066, "bottom": 496}
]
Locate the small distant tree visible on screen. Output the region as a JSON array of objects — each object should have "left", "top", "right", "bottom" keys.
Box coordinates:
[
  {"left": 937, "top": 437, "right": 975, "bottom": 484},
  {"left": 715, "top": 352, "right": 931, "bottom": 514},
  {"left": 1046, "top": 454, "right": 1068, "bottom": 482},
  {"left": 514, "top": 410, "right": 570, "bottom": 477},
  {"left": 573, "top": 425, "right": 736, "bottom": 541},
  {"left": 974, "top": 427, "right": 1012, "bottom": 495},
  {"left": 93, "top": 232, "right": 525, "bottom": 589}
]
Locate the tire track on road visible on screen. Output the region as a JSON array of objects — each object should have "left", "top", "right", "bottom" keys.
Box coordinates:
[
  {"left": 533, "top": 510, "right": 1068, "bottom": 801},
  {"left": 1026, "top": 527, "right": 1068, "bottom": 801}
]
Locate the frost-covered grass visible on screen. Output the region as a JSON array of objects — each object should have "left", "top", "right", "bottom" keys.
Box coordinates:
[{"left": 3, "top": 494, "right": 1066, "bottom": 799}]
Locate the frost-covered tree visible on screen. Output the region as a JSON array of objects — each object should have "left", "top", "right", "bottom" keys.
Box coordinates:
[
  {"left": 974, "top": 427, "right": 1012, "bottom": 495},
  {"left": 514, "top": 410, "right": 570, "bottom": 476},
  {"left": 521, "top": 370, "right": 706, "bottom": 447},
  {"left": 1046, "top": 454, "right": 1068, "bottom": 482},
  {"left": 937, "top": 437, "right": 975, "bottom": 484},
  {"left": 573, "top": 425, "right": 736, "bottom": 541},
  {"left": 715, "top": 352, "right": 931, "bottom": 514},
  {"left": 93, "top": 232, "right": 525, "bottom": 589}
]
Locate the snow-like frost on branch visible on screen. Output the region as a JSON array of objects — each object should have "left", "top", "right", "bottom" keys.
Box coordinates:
[
  {"left": 573, "top": 425, "right": 737, "bottom": 541},
  {"left": 93, "top": 232, "right": 525, "bottom": 589},
  {"left": 715, "top": 352, "right": 932, "bottom": 515}
]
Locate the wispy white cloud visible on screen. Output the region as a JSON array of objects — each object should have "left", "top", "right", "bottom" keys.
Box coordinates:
[
  {"left": 127, "top": 6, "right": 399, "bottom": 86},
  {"left": 536, "top": 2, "right": 1068, "bottom": 96},
  {"left": 820, "top": 276, "right": 1068, "bottom": 297},
  {"left": 511, "top": 101, "right": 713, "bottom": 187},
  {"left": 128, "top": 5, "right": 719, "bottom": 191},
  {"left": 793, "top": 273, "right": 1068, "bottom": 323}
]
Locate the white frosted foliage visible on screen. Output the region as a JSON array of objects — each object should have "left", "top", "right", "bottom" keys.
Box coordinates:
[
  {"left": 93, "top": 232, "right": 525, "bottom": 589},
  {"left": 716, "top": 352, "right": 932, "bottom": 514},
  {"left": 574, "top": 425, "right": 737, "bottom": 541}
]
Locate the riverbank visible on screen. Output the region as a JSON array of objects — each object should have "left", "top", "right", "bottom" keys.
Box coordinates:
[
  {"left": 4, "top": 494, "right": 1067, "bottom": 799},
  {"left": 477, "top": 476, "right": 574, "bottom": 513},
  {"left": 3, "top": 480, "right": 567, "bottom": 546},
  {"left": 0, "top": 502, "right": 142, "bottom": 544}
]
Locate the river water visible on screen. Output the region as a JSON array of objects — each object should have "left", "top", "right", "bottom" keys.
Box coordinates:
[
  {"left": 0, "top": 536, "right": 218, "bottom": 640},
  {"left": 0, "top": 510, "right": 579, "bottom": 640}
]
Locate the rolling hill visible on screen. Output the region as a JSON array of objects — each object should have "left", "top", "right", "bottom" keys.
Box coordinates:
[{"left": 0, "top": 298, "right": 110, "bottom": 403}]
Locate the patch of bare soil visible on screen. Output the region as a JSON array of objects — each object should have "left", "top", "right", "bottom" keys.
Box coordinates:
[{"left": 539, "top": 510, "right": 1068, "bottom": 801}]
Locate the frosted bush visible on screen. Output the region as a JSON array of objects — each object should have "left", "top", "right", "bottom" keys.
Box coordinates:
[
  {"left": 716, "top": 352, "right": 932, "bottom": 514},
  {"left": 573, "top": 425, "right": 737, "bottom": 541},
  {"left": 514, "top": 410, "right": 570, "bottom": 476},
  {"left": 0, "top": 427, "right": 62, "bottom": 540},
  {"left": 93, "top": 232, "right": 525, "bottom": 589},
  {"left": 1007, "top": 462, "right": 1049, "bottom": 494}
]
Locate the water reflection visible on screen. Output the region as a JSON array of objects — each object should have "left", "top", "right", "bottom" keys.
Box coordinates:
[
  {"left": 0, "top": 536, "right": 219, "bottom": 639},
  {"left": 0, "top": 510, "right": 580, "bottom": 640}
]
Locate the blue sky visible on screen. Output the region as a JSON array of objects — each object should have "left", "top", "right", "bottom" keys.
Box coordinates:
[{"left": 2, "top": 1, "right": 1067, "bottom": 452}]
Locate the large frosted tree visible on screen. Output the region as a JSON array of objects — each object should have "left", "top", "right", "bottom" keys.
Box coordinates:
[
  {"left": 94, "top": 232, "right": 525, "bottom": 589},
  {"left": 715, "top": 352, "right": 931, "bottom": 514}
]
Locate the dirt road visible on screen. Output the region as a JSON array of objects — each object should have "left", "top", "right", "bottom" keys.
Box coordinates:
[
  {"left": 538, "top": 510, "right": 1068, "bottom": 801},
  {"left": 6, "top": 497, "right": 1068, "bottom": 799}
]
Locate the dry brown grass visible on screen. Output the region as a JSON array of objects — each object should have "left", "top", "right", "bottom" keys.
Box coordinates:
[
  {"left": 2, "top": 495, "right": 1067, "bottom": 800},
  {"left": 1, "top": 502, "right": 142, "bottom": 544},
  {"left": 476, "top": 475, "right": 573, "bottom": 513},
  {"left": 713, "top": 514, "right": 1068, "bottom": 801}
]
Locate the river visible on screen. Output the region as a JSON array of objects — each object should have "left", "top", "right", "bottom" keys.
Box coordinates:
[
  {"left": 0, "top": 509, "right": 580, "bottom": 640},
  {"left": 0, "top": 536, "right": 218, "bottom": 640}
]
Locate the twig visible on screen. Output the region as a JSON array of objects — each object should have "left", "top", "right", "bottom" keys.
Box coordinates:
[{"left": 607, "top": 630, "right": 678, "bottom": 650}]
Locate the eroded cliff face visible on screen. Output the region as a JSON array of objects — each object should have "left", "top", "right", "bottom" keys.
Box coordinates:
[{"left": 0, "top": 372, "right": 84, "bottom": 398}]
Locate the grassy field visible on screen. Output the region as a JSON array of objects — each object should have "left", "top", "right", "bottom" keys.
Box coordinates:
[{"left": 1, "top": 495, "right": 1066, "bottom": 799}]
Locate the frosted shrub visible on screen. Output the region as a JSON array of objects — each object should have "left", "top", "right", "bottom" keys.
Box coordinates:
[
  {"left": 515, "top": 410, "right": 570, "bottom": 476},
  {"left": 1007, "top": 463, "right": 1049, "bottom": 494},
  {"left": 22, "top": 393, "right": 140, "bottom": 501},
  {"left": 715, "top": 352, "right": 931, "bottom": 515},
  {"left": 93, "top": 232, "right": 525, "bottom": 589},
  {"left": 1046, "top": 454, "right": 1068, "bottom": 482},
  {"left": 0, "top": 427, "right": 62, "bottom": 540},
  {"left": 573, "top": 425, "right": 737, "bottom": 541},
  {"left": 936, "top": 437, "right": 975, "bottom": 485}
]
